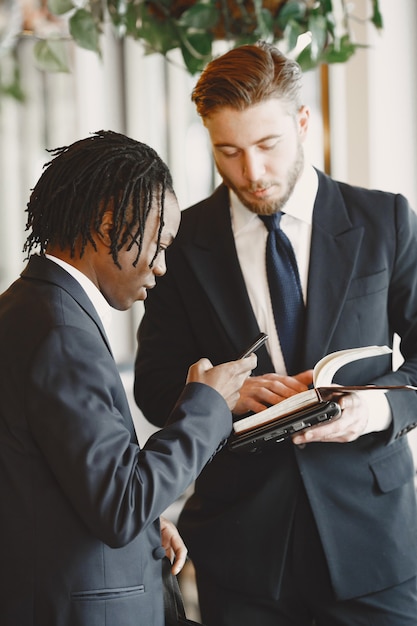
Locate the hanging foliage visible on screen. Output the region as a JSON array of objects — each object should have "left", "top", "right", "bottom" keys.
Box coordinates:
[{"left": 0, "top": 1, "right": 383, "bottom": 99}]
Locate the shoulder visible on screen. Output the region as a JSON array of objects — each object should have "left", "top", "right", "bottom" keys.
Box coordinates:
[
  {"left": 318, "top": 169, "right": 408, "bottom": 209},
  {"left": 171, "top": 185, "right": 231, "bottom": 248},
  {"left": 317, "top": 170, "right": 414, "bottom": 227},
  {"left": 181, "top": 184, "right": 229, "bottom": 222}
]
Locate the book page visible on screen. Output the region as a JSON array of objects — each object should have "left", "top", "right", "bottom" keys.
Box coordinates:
[
  {"left": 233, "top": 345, "right": 394, "bottom": 436},
  {"left": 313, "top": 345, "right": 392, "bottom": 388}
]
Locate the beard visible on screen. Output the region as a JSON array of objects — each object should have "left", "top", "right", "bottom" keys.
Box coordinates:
[{"left": 217, "top": 141, "right": 304, "bottom": 216}]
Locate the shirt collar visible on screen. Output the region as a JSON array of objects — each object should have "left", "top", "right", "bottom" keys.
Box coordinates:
[
  {"left": 45, "top": 254, "right": 113, "bottom": 334},
  {"left": 230, "top": 163, "right": 318, "bottom": 232}
]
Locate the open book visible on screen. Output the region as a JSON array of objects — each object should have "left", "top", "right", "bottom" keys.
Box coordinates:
[{"left": 233, "top": 345, "right": 417, "bottom": 435}]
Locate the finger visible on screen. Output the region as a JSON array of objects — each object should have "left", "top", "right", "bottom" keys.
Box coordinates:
[
  {"left": 171, "top": 544, "right": 188, "bottom": 575},
  {"left": 193, "top": 357, "right": 213, "bottom": 373},
  {"left": 292, "top": 409, "right": 362, "bottom": 444},
  {"left": 294, "top": 370, "right": 314, "bottom": 385},
  {"left": 186, "top": 358, "right": 213, "bottom": 383},
  {"left": 338, "top": 393, "right": 359, "bottom": 412},
  {"left": 240, "top": 353, "right": 257, "bottom": 371}
]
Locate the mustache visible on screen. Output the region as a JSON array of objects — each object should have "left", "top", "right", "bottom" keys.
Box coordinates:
[{"left": 245, "top": 182, "right": 274, "bottom": 192}]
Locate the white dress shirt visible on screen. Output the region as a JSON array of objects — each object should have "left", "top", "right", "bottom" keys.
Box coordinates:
[
  {"left": 230, "top": 164, "right": 317, "bottom": 374},
  {"left": 229, "top": 164, "right": 390, "bottom": 434},
  {"left": 45, "top": 254, "right": 113, "bottom": 340}
]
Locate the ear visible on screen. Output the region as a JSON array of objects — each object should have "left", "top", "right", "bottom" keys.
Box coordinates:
[
  {"left": 297, "top": 105, "right": 310, "bottom": 140},
  {"left": 96, "top": 210, "right": 114, "bottom": 247}
]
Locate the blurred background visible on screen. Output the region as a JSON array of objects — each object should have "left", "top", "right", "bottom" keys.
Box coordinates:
[
  {"left": 1, "top": 0, "right": 416, "bottom": 366},
  {"left": 1, "top": 0, "right": 416, "bottom": 469},
  {"left": 1, "top": 0, "right": 417, "bottom": 616},
  {"left": 1, "top": 0, "right": 416, "bottom": 361}
]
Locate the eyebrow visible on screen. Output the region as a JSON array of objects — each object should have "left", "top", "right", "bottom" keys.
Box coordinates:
[
  {"left": 213, "top": 134, "right": 281, "bottom": 149},
  {"left": 161, "top": 230, "right": 176, "bottom": 247}
]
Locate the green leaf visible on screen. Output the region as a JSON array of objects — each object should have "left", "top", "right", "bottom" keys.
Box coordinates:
[
  {"left": 283, "top": 19, "right": 303, "bottom": 52},
  {"left": 33, "top": 39, "right": 70, "bottom": 72},
  {"left": 109, "top": 2, "right": 142, "bottom": 38},
  {"left": 138, "top": 15, "right": 180, "bottom": 55},
  {"left": 2, "top": 82, "right": 26, "bottom": 102},
  {"left": 180, "top": 31, "right": 212, "bottom": 75},
  {"left": 322, "top": 36, "right": 357, "bottom": 64},
  {"left": 296, "top": 32, "right": 359, "bottom": 70},
  {"left": 148, "top": 0, "right": 171, "bottom": 10},
  {"left": 277, "top": 0, "right": 307, "bottom": 30},
  {"left": 371, "top": 0, "right": 383, "bottom": 29},
  {"left": 137, "top": 3, "right": 182, "bottom": 54},
  {"left": 178, "top": 4, "right": 218, "bottom": 30},
  {"left": 295, "top": 44, "right": 316, "bottom": 72},
  {"left": 253, "top": 8, "right": 275, "bottom": 40},
  {"left": 325, "top": 11, "right": 336, "bottom": 40},
  {"left": 124, "top": 3, "right": 141, "bottom": 35},
  {"left": 322, "top": 0, "right": 333, "bottom": 12},
  {"left": 47, "top": 0, "right": 75, "bottom": 16},
  {"left": 0, "top": 63, "right": 26, "bottom": 102},
  {"left": 69, "top": 9, "right": 101, "bottom": 53},
  {"left": 308, "top": 14, "right": 327, "bottom": 61},
  {"left": 249, "top": 0, "right": 274, "bottom": 39}
]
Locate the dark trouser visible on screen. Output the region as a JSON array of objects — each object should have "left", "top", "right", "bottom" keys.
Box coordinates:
[{"left": 195, "top": 486, "right": 417, "bottom": 626}]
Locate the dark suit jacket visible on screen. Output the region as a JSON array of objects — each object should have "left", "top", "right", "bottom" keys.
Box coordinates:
[
  {"left": 135, "top": 171, "right": 417, "bottom": 602},
  {"left": 0, "top": 254, "right": 233, "bottom": 626}
]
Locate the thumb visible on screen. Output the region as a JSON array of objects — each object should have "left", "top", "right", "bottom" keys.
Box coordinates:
[{"left": 186, "top": 358, "right": 213, "bottom": 383}]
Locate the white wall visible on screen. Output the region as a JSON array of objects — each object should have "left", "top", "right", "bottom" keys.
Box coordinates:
[{"left": 329, "top": 0, "right": 417, "bottom": 209}]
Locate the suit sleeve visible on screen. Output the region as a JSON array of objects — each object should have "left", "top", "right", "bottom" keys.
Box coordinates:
[
  {"left": 371, "top": 194, "right": 417, "bottom": 440},
  {"left": 26, "top": 325, "right": 232, "bottom": 548}
]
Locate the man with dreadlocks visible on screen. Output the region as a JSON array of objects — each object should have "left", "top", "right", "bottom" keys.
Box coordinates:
[{"left": 0, "top": 130, "right": 256, "bottom": 626}]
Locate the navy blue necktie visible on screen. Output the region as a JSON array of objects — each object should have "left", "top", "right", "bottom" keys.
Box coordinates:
[{"left": 259, "top": 213, "right": 305, "bottom": 375}]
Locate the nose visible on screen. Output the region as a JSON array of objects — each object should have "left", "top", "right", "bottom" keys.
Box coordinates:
[
  {"left": 152, "top": 250, "right": 167, "bottom": 277},
  {"left": 242, "top": 151, "right": 265, "bottom": 182}
]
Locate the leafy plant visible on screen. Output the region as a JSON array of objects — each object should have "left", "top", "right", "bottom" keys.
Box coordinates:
[{"left": 0, "top": 0, "right": 383, "bottom": 99}]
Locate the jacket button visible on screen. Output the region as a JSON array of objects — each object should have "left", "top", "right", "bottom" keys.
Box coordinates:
[{"left": 152, "top": 546, "right": 166, "bottom": 560}]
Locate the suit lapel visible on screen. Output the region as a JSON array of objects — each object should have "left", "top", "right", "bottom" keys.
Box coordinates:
[
  {"left": 22, "top": 255, "right": 113, "bottom": 356},
  {"left": 304, "top": 172, "right": 364, "bottom": 367},
  {"left": 23, "top": 182, "right": 368, "bottom": 377},
  {"left": 22, "top": 255, "right": 140, "bottom": 442},
  {"left": 181, "top": 186, "right": 273, "bottom": 371},
  {"left": 178, "top": 176, "right": 365, "bottom": 374}
]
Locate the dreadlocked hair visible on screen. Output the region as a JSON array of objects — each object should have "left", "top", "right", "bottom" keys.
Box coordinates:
[{"left": 23, "top": 130, "right": 174, "bottom": 267}]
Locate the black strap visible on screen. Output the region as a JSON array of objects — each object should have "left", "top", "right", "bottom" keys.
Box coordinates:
[{"left": 162, "top": 557, "right": 204, "bottom": 626}]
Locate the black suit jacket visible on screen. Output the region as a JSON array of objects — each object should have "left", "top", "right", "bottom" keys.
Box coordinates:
[
  {"left": 135, "top": 171, "right": 417, "bottom": 601},
  {"left": 0, "top": 255, "right": 233, "bottom": 626}
]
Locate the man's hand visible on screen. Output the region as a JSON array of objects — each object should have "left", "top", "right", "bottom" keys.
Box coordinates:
[
  {"left": 233, "top": 369, "right": 313, "bottom": 415},
  {"left": 186, "top": 355, "right": 257, "bottom": 411},
  {"left": 292, "top": 392, "right": 369, "bottom": 445},
  {"left": 160, "top": 516, "right": 188, "bottom": 575}
]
